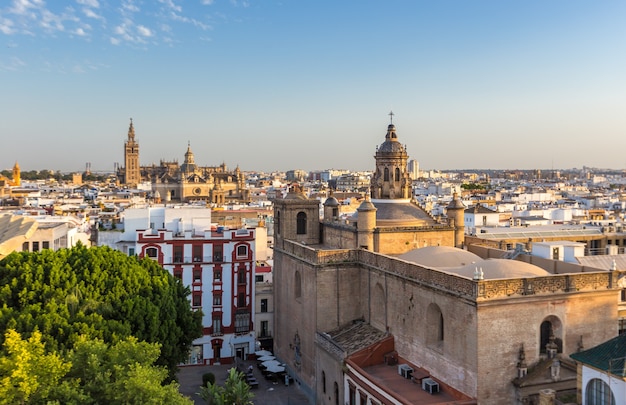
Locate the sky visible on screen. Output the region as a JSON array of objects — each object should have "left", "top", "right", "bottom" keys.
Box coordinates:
[{"left": 1, "top": 0, "right": 626, "bottom": 174}]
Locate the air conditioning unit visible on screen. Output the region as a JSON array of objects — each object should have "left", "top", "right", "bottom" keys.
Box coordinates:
[
  {"left": 422, "top": 378, "right": 439, "bottom": 394},
  {"left": 398, "top": 364, "right": 413, "bottom": 379}
]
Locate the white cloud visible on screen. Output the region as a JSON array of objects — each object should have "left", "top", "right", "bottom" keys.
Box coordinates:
[
  {"left": 136, "top": 25, "right": 152, "bottom": 37},
  {"left": 76, "top": 0, "right": 99, "bottom": 7},
  {"left": 82, "top": 8, "right": 103, "bottom": 20},
  {"left": 201, "top": 0, "right": 214, "bottom": 5},
  {"left": 0, "top": 17, "right": 16, "bottom": 34},
  {"left": 0, "top": 56, "right": 26, "bottom": 71},
  {"left": 10, "top": 0, "right": 45, "bottom": 16},
  {"left": 40, "top": 9, "right": 66, "bottom": 33},
  {"left": 75, "top": 27, "right": 86, "bottom": 36},
  {"left": 158, "top": 0, "right": 182, "bottom": 13}
]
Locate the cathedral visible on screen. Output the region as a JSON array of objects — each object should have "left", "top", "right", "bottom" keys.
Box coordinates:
[
  {"left": 272, "top": 118, "right": 620, "bottom": 404},
  {"left": 118, "top": 119, "right": 249, "bottom": 204}
]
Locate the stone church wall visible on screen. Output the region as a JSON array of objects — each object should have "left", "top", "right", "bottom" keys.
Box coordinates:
[
  {"left": 375, "top": 226, "right": 455, "bottom": 254},
  {"left": 475, "top": 290, "right": 617, "bottom": 404}
]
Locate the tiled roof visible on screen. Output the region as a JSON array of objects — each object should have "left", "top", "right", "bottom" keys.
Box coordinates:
[
  {"left": 327, "top": 321, "right": 388, "bottom": 355},
  {"left": 571, "top": 333, "right": 626, "bottom": 377}
]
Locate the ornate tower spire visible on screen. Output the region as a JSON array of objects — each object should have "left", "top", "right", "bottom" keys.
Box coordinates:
[
  {"left": 370, "top": 113, "right": 411, "bottom": 200},
  {"left": 128, "top": 118, "right": 135, "bottom": 141}
]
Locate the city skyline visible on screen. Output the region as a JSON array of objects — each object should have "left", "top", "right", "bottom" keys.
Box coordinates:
[{"left": 2, "top": 1, "right": 625, "bottom": 173}]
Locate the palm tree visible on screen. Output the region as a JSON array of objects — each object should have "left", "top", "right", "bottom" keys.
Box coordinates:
[{"left": 199, "top": 367, "right": 254, "bottom": 405}]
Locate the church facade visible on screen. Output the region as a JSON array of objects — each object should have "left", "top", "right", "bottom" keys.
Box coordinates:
[
  {"left": 272, "top": 119, "right": 620, "bottom": 404},
  {"left": 118, "top": 120, "right": 249, "bottom": 204}
]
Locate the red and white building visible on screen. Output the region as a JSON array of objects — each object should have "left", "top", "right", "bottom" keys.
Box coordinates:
[{"left": 116, "top": 206, "right": 265, "bottom": 365}]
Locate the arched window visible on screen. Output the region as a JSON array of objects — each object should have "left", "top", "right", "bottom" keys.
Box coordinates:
[
  {"left": 426, "top": 303, "right": 444, "bottom": 351},
  {"left": 540, "top": 317, "right": 563, "bottom": 354},
  {"left": 383, "top": 167, "right": 389, "bottom": 181},
  {"left": 586, "top": 378, "right": 615, "bottom": 405},
  {"left": 276, "top": 211, "right": 281, "bottom": 235},
  {"left": 334, "top": 382, "right": 339, "bottom": 405},
  {"left": 295, "top": 271, "right": 302, "bottom": 299},
  {"left": 146, "top": 247, "right": 158, "bottom": 258},
  {"left": 296, "top": 212, "right": 307, "bottom": 235},
  {"left": 322, "top": 371, "right": 326, "bottom": 393},
  {"left": 395, "top": 167, "right": 400, "bottom": 181}
]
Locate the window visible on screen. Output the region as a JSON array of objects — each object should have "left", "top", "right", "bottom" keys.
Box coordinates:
[
  {"left": 193, "top": 245, "right": 202, "bottom": 262},
  {"left": 260, "top": 320, "right": 269, "bottom": 337},
  {"left": 295, "top": 271, "right": 302, "bottom": 299},
  {"left": 334, "top": 382, "right": 339, "bottom": 405},
  {"left": 32, "top": 241, "right": 39, "bottom": 252},
  {"left": 540, "top": 318, "right": 563, "bottom": 354},
  {"left": 193, "top": 269, "right": 202, "bottom": 283},
  {"left": 255, "top": 275, "right": 264, "bottom": 283},
  {"left": 296, "top": 212, "right": 307, "bottom": 235},
  {"left": 146, "top": 247, "right": 158, "bottom": 258},
  {"left": 213, "top": 294, "right": 222, "bottom": 306},
  {"left": 235, "top": 310, "right": 250, "bottom": 333},
  {"left": 384, "top": 167, "right": 389, "bottom": 181},
  {"left": 214, "top": 270, "right": 222, "bottom": 281},
  {"left": 237, "top": 245, "right": 248, "bottom": 258},
  {"left": 22, "top": 242, "right": 29, "bottom": 252},
  {"left": 212, "top": 316, "right": 222, "bottom": 335},
  {"left": 238, "top": 292, "right": 246, "bottom": 308},
  {"left": 214, "top": 245, "right": 223, "bottom": 262},
  {"left": 276, "top": 211, "right": 281, "bottom": 236},
  {"left": 129, "top": 247, "right": 135, "bottom": 256},
  {"left": 395, "top": 167, "right": 400, "bottom": 181},
  {"left": 322, "top": 371, "right": 326, "bottom": 394},
  {"left": 260, "top": 299, "right": 268, "bottom": 313},
  {"left": 192, "top": 292, "right": 201, "bottom": 307},
  {"left": 238, "top": 270, "right": 246, "bottom": 285},
  {"left": 426, "top": 303, "right": 444, "bottom": 351},
  {"left": 173, "top": 269, "right": 182, "bottom": 280},
  {"left": 42, "top": 241, "right": 50, "bottom": 249},
  {"left": 173, "top": 246, "right": 183, "bottom": 263},
  {"left": 586, "top": 378, "right": 615, "bottom": 405},
  {"left": 619, "top": 318, "right": 626, "bottom": 335}
]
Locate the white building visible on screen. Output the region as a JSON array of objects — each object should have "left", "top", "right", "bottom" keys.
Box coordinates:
[{"left": 105, "top": 206, "right": 265, "bottom": 365}]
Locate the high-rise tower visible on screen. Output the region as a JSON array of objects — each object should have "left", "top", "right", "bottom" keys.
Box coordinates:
[{"left": 123, "top": 119, "right": 140, "bottom": 187}]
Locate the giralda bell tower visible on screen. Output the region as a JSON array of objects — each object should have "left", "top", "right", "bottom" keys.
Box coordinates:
[{"left": 123, "top": 118, "right": 140, "bottom": 187}]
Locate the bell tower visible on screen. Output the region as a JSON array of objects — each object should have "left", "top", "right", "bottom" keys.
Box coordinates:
[
  {"left": 370, "top": 112, "right": 412, "bottom": 200},
  {"left": 123, "top": 118, "right": 140, "bottom": 187}
]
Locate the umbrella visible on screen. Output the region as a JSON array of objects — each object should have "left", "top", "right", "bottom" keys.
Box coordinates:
[
  {"left": 261, "top": 360, "right": 281, "bottom": 368},
  {"left": 265, "top": 364, "right": 285, "bottom": 374},
  {"left": 255, "top": 350, "right": 272, "bottom": 357},
  {"left": 257, "top": 355, "right": 275, "bottom": 362}
]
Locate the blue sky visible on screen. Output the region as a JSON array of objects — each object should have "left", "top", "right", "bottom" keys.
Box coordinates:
[{"left": 1, "top": 1, "right": 625, "bottom": 174}]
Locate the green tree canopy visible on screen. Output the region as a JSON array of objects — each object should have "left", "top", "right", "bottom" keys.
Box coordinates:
[
  {"left": 200, "top": 368, "right": 254, "bottom": 405},
  {"left": 0, "top": 329, "right": 193, "bottom": 404},
  {"left": 0, "top": 244, "right": 202, "bottom": 378}
]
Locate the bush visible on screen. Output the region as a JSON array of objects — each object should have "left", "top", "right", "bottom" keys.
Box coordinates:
[{"left": 202, "top": 372, "right": 216, "bottom": 386}]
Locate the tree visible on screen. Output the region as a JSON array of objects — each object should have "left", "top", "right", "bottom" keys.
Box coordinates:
[
  {"left": 0, "top": 329, "right": 81, "bottom": 405},
  {"left": 68, "top": 335, "right": 192, "bottom": 405},
  {"left": 0, "top": 330, "right": 193, "bottom": 404},
  {"left": 0, "top": 244, "right": 203, "bottom": 379},
  {"left": 199, "top": 368, "right": 254, "bottom": 405}
]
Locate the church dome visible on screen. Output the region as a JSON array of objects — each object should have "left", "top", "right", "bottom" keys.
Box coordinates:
[
  {"left": 398, "top": 246, "right": 481, "bottom": 268},
  {"left": 377, "top": 124, "right": 405, "bottom": 153},
  {"left": 451, "top": 259, "right": 551, "bottom": 280},
  {"left": 324, "top": 197, "right": 339, "bottom": 207},
  {"left": 397, "top": 246, "right": 551, "bottom": 280}
]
